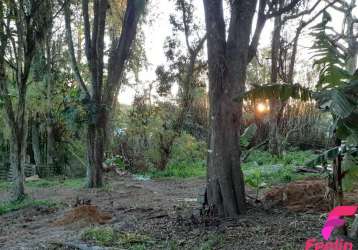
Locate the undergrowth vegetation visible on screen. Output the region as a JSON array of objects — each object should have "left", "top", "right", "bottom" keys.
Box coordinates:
[
  {"left": 0, "top": 178, "right": 85, "bottom": 191},
  {"left": 145, "top": 133, "right": 206, "bottom": 178},
  {"left": 243, "top": 149, "right": 318, "bottom": 184},
  {"left": 0, "top": 198, "right": 59, "bottom": 215},
  {"left": 81, "top": 226, "right": 153, "bottom": 249}
]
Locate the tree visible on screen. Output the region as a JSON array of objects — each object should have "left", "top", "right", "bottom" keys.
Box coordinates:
[
  {"left": 0, "top": 0, "right": 52, "bottom": 200},
  {"left": 268, "top": 0, "right": 338, "bottom": 155},
  {"left": 155, "top": 0, "right": 207, "bottom": 170},
  {"left": 64, "top": 0, "right": 146, "bottom": 187},
  {"left": 202, "top": 0, "right": 302, "bottom": 217}
]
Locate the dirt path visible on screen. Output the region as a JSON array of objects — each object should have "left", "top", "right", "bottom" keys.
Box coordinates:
[{"left": 0, "top": 174, "right": 356, "bottom": 249}]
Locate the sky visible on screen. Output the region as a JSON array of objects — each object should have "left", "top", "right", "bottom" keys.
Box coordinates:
[{"left": 118, "top": 0, "right": 353, "bottom": 105}]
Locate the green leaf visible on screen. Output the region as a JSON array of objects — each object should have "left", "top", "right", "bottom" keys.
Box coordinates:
[{"left": 240, "top": 124, "right": 257, "bottom": 148}]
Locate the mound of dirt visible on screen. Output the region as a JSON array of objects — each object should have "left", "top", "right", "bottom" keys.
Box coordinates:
[
  {"left": 53, "top": 205, "right": 112, "bottom": 226},
  {"left": 263, "top": 180, "right": 330, "bottom": 212}
]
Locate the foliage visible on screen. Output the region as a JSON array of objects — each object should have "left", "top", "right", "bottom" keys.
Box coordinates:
[
  {"left": 240, "top": 123, "right": 257, "bottom": 148},
  {"left": 198, "top": 234, "right": 224, "bottom": 250},
  {"left": 81, "top": 227, "right": 152, "bottom": 248},
  {"left": 240, "top": 84, "right": 312, "bottom": 103},
  {"left": 306, "top": 145, "right": 358, "bottom": 191},
  {"left": 243, "top": 150, "right": 318, "bottom": 187},
  {"left": 342, "top": 153, "right": 358, "bottom": 191},
  {"left": 104, "top": 155, "right": 126, "bottom": 170},
  {"left": 311, "top": 11, "right": 358, "bottom": 144},
  {"left": 0, "top": 198, "right": 59, "bottom": 215},
  {"left": 81, "top": 227, "right": 115, "bottom": 246},
  {"left": 146, "top": 133, "right": 206, "bottom": 178},
  {"left": 311, "top": 11, "right": 351, "bottom": 90},
  {"left": 118, "top": 232, "right": 151, "bottom": 248},
  {"left": 244, "top": 167, "right": 264, "bottom": 199}
]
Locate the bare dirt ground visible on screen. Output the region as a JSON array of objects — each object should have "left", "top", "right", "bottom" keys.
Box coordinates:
[{"left": 1, "top": 173, "right": 357, "bottom": 250}]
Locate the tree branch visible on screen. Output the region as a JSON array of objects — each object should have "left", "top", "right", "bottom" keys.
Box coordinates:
[
  {"left": 105, "top": 0, "right": 144, "bottom": 106},
  {"left": 82, "top": 0, "right": 92, "bottom": 63},
  {"left": 64, "top": 0, "right": 90, "bottom": 98},
  {"left": 178, "top": 0, "right": 194, "bottom": 54},
  {"left": 265, "top": 0, "right": 302, "bottom": 18},
  {"left": 248, "top": 0, "right": 267, "bottom": 62},
  {"left": 282, "top": 0, "right": 320, "bottom": 23}
]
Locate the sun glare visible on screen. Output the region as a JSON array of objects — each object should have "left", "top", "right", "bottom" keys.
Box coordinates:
[
  {"left": 256, "top": 102, "right": 268, "bottom": 113},
  {"left": 256, "top": 100, "right": 270, "bottom": 113}
]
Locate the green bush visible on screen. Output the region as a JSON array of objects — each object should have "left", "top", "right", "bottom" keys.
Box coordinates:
[{"left": 147, "top": 133, "right": 207, "bottom": 178}]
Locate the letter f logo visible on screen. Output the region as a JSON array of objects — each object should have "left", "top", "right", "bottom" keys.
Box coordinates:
[{"left": 322, "top": 206, "right": 358, "bottom": 240}]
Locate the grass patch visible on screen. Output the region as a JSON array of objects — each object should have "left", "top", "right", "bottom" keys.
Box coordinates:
[
  {"left": 25, "top": 178, "right": 85, "bottom": 189},
  {"left": 147, "top": 161, "right": 206, "bottom": 179},
  {"left": 0, "top": 178, "right": 85, "bottom": 192},
  {"left": 198, "top": 234, "right": 225, "bottom": 250},
  {"left": 61, "top": 178, "right": 85, "bottom": 188},
  {"left": 81, "top": 227, "right": 153, "bottom": 248},
  {"left": 0, "top": 197, "right": 59, "bottom": 215},
  {"left": 0, "top": 181, "right": 10, "bottom": 191},
  {"left": 82, "top": 227, "right": 115, "bottom": 246}
]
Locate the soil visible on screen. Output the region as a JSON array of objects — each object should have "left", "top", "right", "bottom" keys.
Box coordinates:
[{"left": 1, "top": 173, "right": 358, "bottom": 250}]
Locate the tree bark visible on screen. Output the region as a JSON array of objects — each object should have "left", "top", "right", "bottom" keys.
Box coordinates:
[{"left": 86, "top": 122, "right": 105, "bottom": 188}]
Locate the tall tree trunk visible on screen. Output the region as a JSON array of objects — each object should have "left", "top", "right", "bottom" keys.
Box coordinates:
[
  {"left": 207, "top": 94, "right": 246, "bottom": 217},
  {"left": 45, "top": 30, "right": 56, "bottom": 176},
  {"left": 10, "top": 120, "right": 28, "bottom": 200},
  {"left": 346, "top": 0, "right": 358, "bottom": 73},
  {"left": 86, "top": 111, "right": 106, "bottom": 188},
  {"left": 268, "top": 1, "right": 283, "bottom": 156},
  {"left": 31, "top": 116, "right": 44, "bottom": 177},
  {"left": 204, "top": 0, "right": 258, "bottom": 217},
  {"left": 46, "top": 120, "right": 56, "bottom": 175}
]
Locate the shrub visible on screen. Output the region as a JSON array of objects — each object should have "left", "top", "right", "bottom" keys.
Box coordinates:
[{"left": 147, "top": 133, "right": 207, "bottom": 178}]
